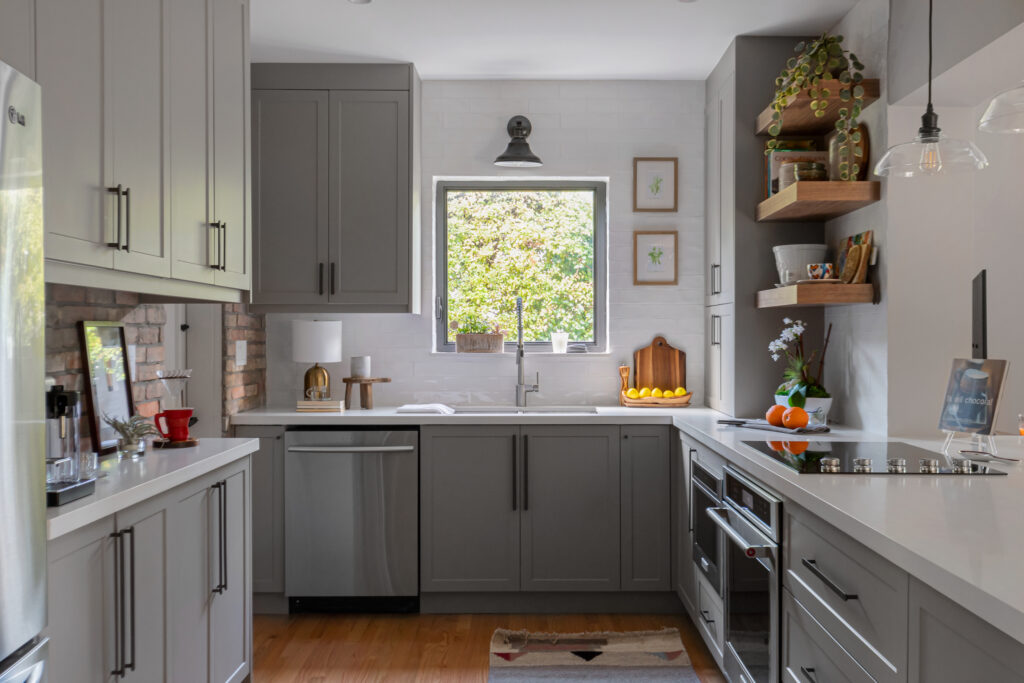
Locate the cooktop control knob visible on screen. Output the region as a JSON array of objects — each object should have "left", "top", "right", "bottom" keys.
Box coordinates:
[
  {"left": 887, "top": 458, "right": 907, "bottom": 474},
  {"left": 920, "top": 458, "right": 940, "bottom": 474},
  {"left": 954, "top": 458, "right": 974, "bottom": 474},
  {"left": 853, "top": 457, "right": 873, "bottom": 473},
  {"left": 819, "top": 457, "right": 840, "bottom": 473}
]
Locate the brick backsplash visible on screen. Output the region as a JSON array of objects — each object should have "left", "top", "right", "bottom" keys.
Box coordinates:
[{"left": 223, "top": 303, "right": 267, "bottom": 420}]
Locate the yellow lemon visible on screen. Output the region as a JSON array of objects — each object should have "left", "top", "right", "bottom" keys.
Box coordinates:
[
  {"left": 674, "top": 387, "right": 687, "bottom": 396},
  {"left": 626, "top": 388, "right": 640, "bottom": 399},
  {"left": 638, "top": 387, "right": 652, "bottom": 398},
  {"left": 652, "top": 388, "right": 664, "bottom": 398}
]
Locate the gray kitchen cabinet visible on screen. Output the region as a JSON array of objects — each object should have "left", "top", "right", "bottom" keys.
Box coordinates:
[
  {"left": 210, "top": 468, "right": 250, "bottom": 683},
  {"left": 908, "top": 579, "right": 1024, "bottom": 683},
  {"left": 420, "top": 426, "right": 520, "bottom": 592},
  {"left": 251, "top": 89, "right": 330, "bottom": 305},
  {"left": 674, "top": 431, "right": 696, "bottom": 613},
  {"left": 45, "top": 517, "right": 116, "bottom": 683},
  {"left": 705, "top": 70, "right": 735, "bottom": 307},
  {"left": 706, "top": 303, "right": 734, "bottom": 415},
  {"left": 620, "top": 425, "right": 671, "bottom": 591},
  {"left": 520, "top": 425, "right": 620, "bottom": 592},
  {"left": 251, "top": 63, "right": 420, "bottom": 313},
  {"left": 237, "top": 426, "right": 286, "bottom": 593},
  {"left": 782, "top": 590, "right": 874, "bottom": 683},
  {"left": 0, "top": 0, "right": 34, "bottom": 78}
]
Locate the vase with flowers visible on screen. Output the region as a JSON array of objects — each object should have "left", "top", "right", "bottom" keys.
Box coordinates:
[{"left": 770, "top": 318, "right": 833, "bottom": 424}]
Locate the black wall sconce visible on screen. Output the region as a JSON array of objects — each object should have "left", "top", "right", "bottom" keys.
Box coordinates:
[{"left": 494, "top": 115, "right": 542, "bottom": 167}]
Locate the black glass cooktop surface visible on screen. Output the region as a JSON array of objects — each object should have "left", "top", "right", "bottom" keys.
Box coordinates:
[{"left": 742, "top": 440, "right": 1008, "bottom": 475}]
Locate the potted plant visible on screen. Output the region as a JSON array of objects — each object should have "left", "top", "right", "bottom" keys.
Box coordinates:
[
  {"left": 451, "top": 314, "right": 505, "bottom": 353},
  {"left": 104, "top": 413, "right": 159, "bottom": 458},
  {"left": 770, "top": 319, "right": 833, "bottom": 424},
  {"left": 764, "top": 33, "right": 867, "bottom": 181}
]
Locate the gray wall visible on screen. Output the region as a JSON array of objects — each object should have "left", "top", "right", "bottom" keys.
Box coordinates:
[{"left": 888, "top": 0, "right": 1024, "bottom": 103}]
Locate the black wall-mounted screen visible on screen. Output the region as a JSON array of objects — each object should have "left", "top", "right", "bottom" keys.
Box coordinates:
[{"left": 972, "top": 270, "right": 987, "bottom": 359}]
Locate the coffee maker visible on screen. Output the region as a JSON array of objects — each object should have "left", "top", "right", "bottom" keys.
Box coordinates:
[{"left": 45, "top": 385, "right": 95, "bottom": 505}]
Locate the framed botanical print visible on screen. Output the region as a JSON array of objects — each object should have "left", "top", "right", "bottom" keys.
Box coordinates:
[
  {"left": 634, "top": 230, "right": 678, "bottom": 285},
  {"left": 78, "top": 321, "right": 135, "bottom": 454},
  {"left": 633, "top": 157, "right": 678, "bottom": 212}
]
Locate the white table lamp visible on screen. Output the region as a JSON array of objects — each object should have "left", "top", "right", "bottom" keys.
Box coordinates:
[{"left": 292, "top": 320, "right": 342, "bottom": 400}]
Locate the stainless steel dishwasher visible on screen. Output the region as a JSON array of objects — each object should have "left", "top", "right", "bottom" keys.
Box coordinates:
[{"left": 284, "top": 429, "right": 418, "bottom": 610}]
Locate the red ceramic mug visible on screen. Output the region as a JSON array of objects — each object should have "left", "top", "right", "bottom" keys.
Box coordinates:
[{"left": 155, "top": 408, "right": 194, "bottom": 442}]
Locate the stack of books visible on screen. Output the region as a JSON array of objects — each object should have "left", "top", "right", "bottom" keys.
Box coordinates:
[{"left": 296, "top": 399, "right": 344, "bottom": 413}]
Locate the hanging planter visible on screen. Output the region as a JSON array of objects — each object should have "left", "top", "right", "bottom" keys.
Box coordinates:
[{"left": 765, "top": 34, "right": 867, "bottom": 181}]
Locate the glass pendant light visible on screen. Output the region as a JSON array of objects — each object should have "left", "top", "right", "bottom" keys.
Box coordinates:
[
  {"left": 979, "top": 82, "right": 1024, "bottom": 133},
  {"left": 874, "top": 0, "right": 988, "bottom": 176}
]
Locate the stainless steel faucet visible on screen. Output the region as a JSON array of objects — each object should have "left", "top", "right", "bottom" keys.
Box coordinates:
[{"left": 515, "top": 296, "right": 540, "bottom": 407}]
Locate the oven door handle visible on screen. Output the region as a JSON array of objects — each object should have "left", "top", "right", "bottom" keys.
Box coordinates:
[{"left": 707, "top": 506, "right": 774, "bottom": 559}]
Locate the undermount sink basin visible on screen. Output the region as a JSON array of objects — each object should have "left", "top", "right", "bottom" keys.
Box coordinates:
[{"left": 452, "top": 405, "right": 599, "bottom": 415}]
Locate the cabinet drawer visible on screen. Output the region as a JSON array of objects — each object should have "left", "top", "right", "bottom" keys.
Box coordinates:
[
  {"left": 696, "top": 575, "right": 724, "bottom": 661},
  {"left": 784, "top": 509, "right": 907, "bottom": 683},
  {"left": 782, "top": 590, "right": 874, "bottom": 683}
]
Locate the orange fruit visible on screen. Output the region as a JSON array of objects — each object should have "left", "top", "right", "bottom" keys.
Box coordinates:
[
  {"left": 765, "top": 405, "right": 786, "bottom": 427},
  {"left": 783, "top": 440, "right": 809, "bottom": 455},
  {"left": 782, "top": 406, "right": 809, "bottom": 430},
  {"left": 768, "top": 440, "right": 785, "bottom": 452}
]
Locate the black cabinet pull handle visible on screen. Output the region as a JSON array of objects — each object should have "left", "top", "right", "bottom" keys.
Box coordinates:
[
  {"left": 802, "top": 558, "right": 858, "bottom": 601},
  {"left": 211, "top": 482, "right": 224, "bottom": 594},
  {"left": 221, "top": 479, "right": 228, "bottom": 591},
  {"left": 523, "top": 435, "right": 529, "bottom": 511},
  {"left": 318, "top": 263, "right": 325, "bottom": 295},
  {"left": 699, "top": 609, "right": 715, "bottom": 626},
  {"left": 511, "top": 434, "right": 517, "bottom": 511},
  {"left": 688, "top": 448, "right": 697, "bottom": 533},
  {"left": 330, "top": 262, "right": 336, "bottom": 295},
  {"left": 209, "top": 221, "right": 223, "bottom": 269},
  {"left": 221, "top": 222, "right": 228, "bottom": 271},
  {"left": 122, "top": 187, "right": 131, "bottom": 252},
  {"left": 800, "top": 666, "right": 817, "bottom": 682},
  {"left": 107, "top": 185, "right": 123, "bottom": 248},
  {"left": 109, "top": 530, "right": 124, "bottom": 678},
  {"left": 123, "top": 527, "right": 136, "bottom": 673}
]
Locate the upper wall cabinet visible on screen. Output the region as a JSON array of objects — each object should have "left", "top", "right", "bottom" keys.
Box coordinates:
[
  {"left": 6, "top": 0, "right": 253, "bottom": 302},
  {"left": 251, "top": 64, "right": 421, "bottom": 314}
]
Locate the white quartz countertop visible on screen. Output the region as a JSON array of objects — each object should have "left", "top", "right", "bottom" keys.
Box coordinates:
[
  {"left": 47, "top": 438, "right": 259, "bottom": 541},
  {"left": 234, "top": 404, "right": 1024, "bottom": 643}
]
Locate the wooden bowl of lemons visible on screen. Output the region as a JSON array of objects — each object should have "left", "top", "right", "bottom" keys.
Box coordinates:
[{"left": 621, "top": 386, "right": 692, "bottom": 407}]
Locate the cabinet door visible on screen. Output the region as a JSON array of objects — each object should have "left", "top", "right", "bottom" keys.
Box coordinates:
[
  {"left": 327, "top": 90, "right": 410, "bottom": 308},
  {"left": 621, "top": 425, "right": 671, "bottom": 591},
  {"left": 716, "top": 72, "right": 736, "bottom": 305},
  {"left": 166, "top": 479, "right": 212, "bottom": 683},
  {"left": 116, "top": 495, "right": 169, "bottom": 682},
  {"left": 674, "top": 432, "right": 696, "bottom": 611},
  {"left": 106, "top": 0, "right": 170, "bottom": 276},
  {"left": 237, "top": 426, "right": 285, "bottom": 593},
  {"left": 704, "top": 82, "right": 721, "bottom": 306},
  {"left": 35, "top": 0, "right": 114, "bottom": 269},
  {"left": 0, "top": 0, "right": 35, "bottom": 78},
  {"left": 420, "top": 426, "right": 520, "bottom": 592},
  {"left": 706, "top": 304, "right": 734, "bottom": 415},
  {"left": 908, "top": 579, "right": 1024, "bottom": 683},
  {"left": 168, "top": 0, "right": 216, "bottom": 283},
  {"left": 211, "top": 0, "right": 251, "bottom": 290},
  {"left": 521, "top": 425, "right": 620, "bottom": 591},
  {"left": 251, "top": 89, "right": 329, "bottom": 304},
  {"left": 45, "top": 517, "right": 116, "bottom": 683},
  {"left": 210, "top": 467, "right": 250, "bottom": 683}
]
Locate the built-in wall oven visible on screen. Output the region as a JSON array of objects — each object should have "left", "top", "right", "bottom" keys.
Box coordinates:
[
  {"left": 708, "top": 466, "right": 782, "bottom": 683},
  {"left": 691, "top": 458, "right": 723, "bottom": 596}
]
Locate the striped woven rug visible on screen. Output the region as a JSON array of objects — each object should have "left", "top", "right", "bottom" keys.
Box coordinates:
[{"left": 488, "top": 627, "right": 700, "bottom": 682}]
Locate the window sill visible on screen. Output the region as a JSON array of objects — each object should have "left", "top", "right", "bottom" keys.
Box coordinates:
[{"left": 430, "top": 350, "right": 613, "bottom": 357}]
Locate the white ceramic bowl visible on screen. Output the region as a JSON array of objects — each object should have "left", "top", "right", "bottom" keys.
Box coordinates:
[{"left": 773, "top": 244, "right": 828, "bottom": 284}]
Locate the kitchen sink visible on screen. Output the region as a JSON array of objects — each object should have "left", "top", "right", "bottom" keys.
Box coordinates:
[{"left": 452, "top": 405, "right": 599, "bottom": 414}]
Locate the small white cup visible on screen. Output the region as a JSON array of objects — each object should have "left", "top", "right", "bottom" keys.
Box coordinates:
[
  {"left": 551, "top": 332, "right": 570, "bottom": 354},
  {"left": 350, "top": 356, "right": 371, "bottom": 378}
]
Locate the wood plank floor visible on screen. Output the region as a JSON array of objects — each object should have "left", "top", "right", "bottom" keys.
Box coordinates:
[{"left": 253, "top": 612, "right": 727, "bottom": 682}]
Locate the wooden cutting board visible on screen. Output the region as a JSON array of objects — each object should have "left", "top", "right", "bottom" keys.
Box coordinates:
[{"left": 634, "top": 336, "right": 686, "bottom": 391}]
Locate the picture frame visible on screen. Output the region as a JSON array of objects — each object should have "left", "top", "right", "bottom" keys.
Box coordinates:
[
  {"left": 633, "top": 157, "right": 678, "bottom": 212},
  {"left": 633, "top": 230, "right": 678, "bottom": 286},
  {"left": 78, "top": 321, "right": 136, "bottom": 455}
]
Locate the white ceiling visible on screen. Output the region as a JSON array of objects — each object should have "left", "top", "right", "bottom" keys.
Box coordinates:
[{"left": 250, "top": 0, "right": 859, "bottom": 80}]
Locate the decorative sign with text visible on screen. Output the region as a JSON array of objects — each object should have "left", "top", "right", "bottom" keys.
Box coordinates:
[{"left": 939, "top": 358, "right": 1009, "bottom": 436}]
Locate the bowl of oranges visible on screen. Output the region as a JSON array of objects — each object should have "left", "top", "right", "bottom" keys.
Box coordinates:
[{"left": 621, "top": 385, "right": 692, "bottom": 407}]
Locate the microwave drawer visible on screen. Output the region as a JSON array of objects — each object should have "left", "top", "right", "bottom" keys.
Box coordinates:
[
  {"left": 782, "top": 589, "right": 874, "bottom": 683},
  {"left": 784, "top": 508, "right": 907, "bottom": 683}
]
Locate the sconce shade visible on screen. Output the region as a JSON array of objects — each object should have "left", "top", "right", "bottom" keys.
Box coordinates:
[{"left": 495, "top": 115, "right": 542, "bottom": 167}]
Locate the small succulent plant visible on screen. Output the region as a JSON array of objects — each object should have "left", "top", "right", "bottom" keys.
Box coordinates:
[
  {"left": 765, "top": 34, "right": 866, "bottom": 181},
  {"left": 449, "top": 314, "right": 502, "bottom": 336},
  {"left": 104, "top": 414, "right": 159, "bottom": 444}
]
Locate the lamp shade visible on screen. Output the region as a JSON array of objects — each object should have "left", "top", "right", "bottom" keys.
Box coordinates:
[
  {"left": 979, "top": 83, "right": 1024, "bottom": 134},
  {"left": 292, "top": 320, "right": 342, "bottom": 363}
]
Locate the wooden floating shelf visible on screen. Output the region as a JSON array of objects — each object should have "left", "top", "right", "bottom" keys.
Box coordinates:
[
  {"left": 756, "top": 283, "right": 874, "bottom": 308},
  {"left": 756, "top": 181, "right": 880, "bottom": 222},
  {"left": 755, "top": 79, "right": 880, "bottom": 136}
]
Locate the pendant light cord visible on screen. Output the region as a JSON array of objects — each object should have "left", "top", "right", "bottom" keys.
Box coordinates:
[
  {"left": 927, "top": 0, "right": 933, "bottom": 107},
  {"left": 918, "top": 0, "right": 939, "bottom": 137}
]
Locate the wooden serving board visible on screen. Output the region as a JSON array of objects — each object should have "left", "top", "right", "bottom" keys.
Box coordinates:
[{"left": 633, "top": 336, "right": 686, "bottom": 391}]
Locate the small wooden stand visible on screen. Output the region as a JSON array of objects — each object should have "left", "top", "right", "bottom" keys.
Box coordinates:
[
  {"left": 342, "top": 377, "right": 391, "bottom": 410},
  {"left": 153, "top": 438, "right": 200, "bottom": 449}
]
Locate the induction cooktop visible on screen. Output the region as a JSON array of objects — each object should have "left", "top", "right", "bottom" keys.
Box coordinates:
[{"left": 742, "top": 440, "right": 1008, "bottom": 475}]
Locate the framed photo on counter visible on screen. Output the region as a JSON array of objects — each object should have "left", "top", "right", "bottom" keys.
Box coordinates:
[
  {"left": 633, "top": 230, "right": 678, "bottom": 286},
  {"left": 78, "top": 321, "right": 135, "bottom": 454}
]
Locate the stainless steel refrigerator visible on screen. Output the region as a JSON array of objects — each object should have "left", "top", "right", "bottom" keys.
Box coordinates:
[{"left": 0, "top": 60, "right": 49, "bottom": 682}]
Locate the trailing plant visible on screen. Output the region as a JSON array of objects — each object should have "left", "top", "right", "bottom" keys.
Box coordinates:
[
  {"left": 765, "top": 34, "right": 867, "bottom": 181},
  {"left": 449, "top": 314, "right": 502, "bottom": 336},
  {"left": 103, "top": 413, "right": 159, "bottom": 444},
  {"left": 769, "top": 319, "right": 832, "bottom": 408}
]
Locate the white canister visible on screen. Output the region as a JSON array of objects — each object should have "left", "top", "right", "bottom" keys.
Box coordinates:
[
  {"left": 350, "top": 356, "right": 372, "bottom": 378},
  {"left": 551, "top": 332, "right": 570, "bottom": 354}
]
